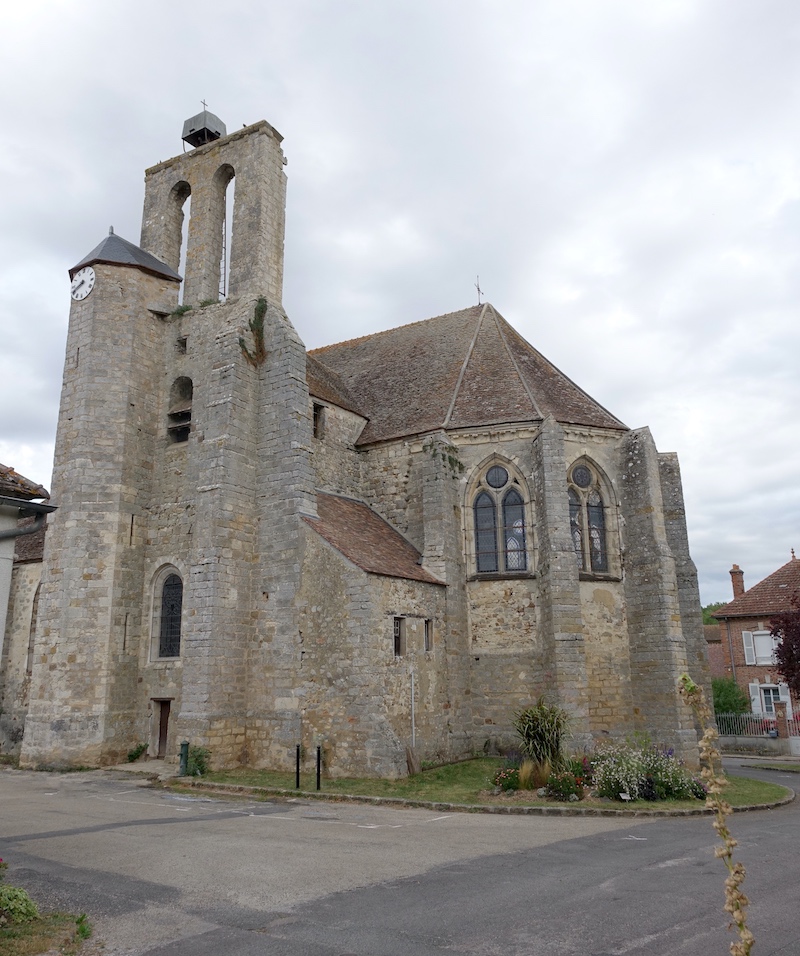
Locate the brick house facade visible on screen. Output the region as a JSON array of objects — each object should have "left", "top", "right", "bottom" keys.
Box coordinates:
[{"left": 713, "top": 556, "right": 800, "bottom": 717}]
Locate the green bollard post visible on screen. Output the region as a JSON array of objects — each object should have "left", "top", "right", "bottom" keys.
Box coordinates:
[{"left": 179, "top": 740, "right": 189, "bottom": 776}]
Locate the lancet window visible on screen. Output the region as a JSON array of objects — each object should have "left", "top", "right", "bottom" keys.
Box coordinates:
[
  {"left": 568, "top": 462, "right": 608, "bottom": 573},
  {"left": 473, "top": 464, "right": 528, "bottom": 573}
]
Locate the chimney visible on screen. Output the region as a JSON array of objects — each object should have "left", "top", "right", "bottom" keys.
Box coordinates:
[{"left": 730, "top": 564, "right": 745, "bottom": 598}]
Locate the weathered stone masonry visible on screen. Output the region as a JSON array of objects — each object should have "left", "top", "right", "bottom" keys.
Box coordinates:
[{"left": 8, "top": 112, "right": 708, "bottom": 773}]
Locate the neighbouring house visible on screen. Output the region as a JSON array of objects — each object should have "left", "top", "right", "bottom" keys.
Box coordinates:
[
  {"left": 713, "top": 554, "right": 800, "bottom": 717},
  {"left": 3, "top": 110, "right": 709, "bottom": 774},
  {"left": 0, "top": 464, "right": 53, "bottom": 750},
  {"left": 704, "top": 624, "right": 728, "bottom": 680}
]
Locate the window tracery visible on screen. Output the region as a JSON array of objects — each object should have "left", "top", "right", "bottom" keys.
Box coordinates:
[
  {"left": 473, "top": 463, "right": 528, "bottom": 574},
  {"left": 568, "top": 462, "right": 609, "bottom": 574}
]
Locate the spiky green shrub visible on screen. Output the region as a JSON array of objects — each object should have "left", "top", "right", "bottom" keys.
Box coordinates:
[
  {"left": 187, "top": 746, "right": 210, "bottom": 776},
  {"left": 513, "top": 698, "right": 570, "bottom": 770}
]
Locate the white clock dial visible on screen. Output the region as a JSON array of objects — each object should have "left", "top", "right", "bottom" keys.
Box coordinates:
[{"left": 70, "top": 266, "right": 96, "bottom": 301}]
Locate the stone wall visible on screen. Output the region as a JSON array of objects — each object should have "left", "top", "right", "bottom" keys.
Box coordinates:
[
  {"left": 309, "top": 402, "right": 365, "bottom": 498},
  {"left": 0, "top": 562, "right": 40, "bottom": 752},
  {"left": 21, "top": 264, "right": 178, "bottom": 768},
  {"left": 295, "top": 527, "right": 450, "bottom": 777},
  {"left": 141, "top": 120, "right": 287, "bottom": 306}
]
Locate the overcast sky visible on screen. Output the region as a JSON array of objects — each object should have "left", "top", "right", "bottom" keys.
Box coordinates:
[{"left": 1, "top": 0, "right": 798, "bottom": 604}]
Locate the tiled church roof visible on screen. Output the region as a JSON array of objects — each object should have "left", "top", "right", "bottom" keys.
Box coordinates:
[
  {"left": 0, "top": 463, "right": 49, "bottom": 500},
  {"left": 303, "top": 492, "right": 443, "bottom": 585},
  {"left": 714, "top": 555, "right": 800, "bottom": 618},
  {"left": 305, "top": 354, "right": 366, "bottom": 417},
  {"left": 309, "top": 304, "right": 626, "bottom": 445}
]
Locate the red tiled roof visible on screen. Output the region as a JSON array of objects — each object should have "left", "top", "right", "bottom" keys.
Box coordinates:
[
  {"left": 0, "top": 463, "right": 49, "bottom": 500},
  {"left": 303, "top": 492, "right": 443, "bottom": 586},
  {"left": 713, "top": 556, "right": 800, "bottom": 618},
  {"left": 309, "top": 304, "right": 626, "bottom": 445}
]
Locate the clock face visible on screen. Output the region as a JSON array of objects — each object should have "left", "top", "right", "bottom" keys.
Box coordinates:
[{"left": 70, "top": 266, "right": 96, "bottom": 301}]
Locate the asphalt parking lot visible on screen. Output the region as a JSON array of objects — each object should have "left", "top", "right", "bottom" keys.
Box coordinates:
[{"left": 1, "top": 760, "right": 798, "bottom": 955}]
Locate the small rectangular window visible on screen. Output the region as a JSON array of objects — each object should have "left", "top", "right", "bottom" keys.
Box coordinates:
[
  {"left": 393, "top": 617, "right": 405, "bottom": 657},
  {"left": 424, "top": 619, "right": 433, "bottom": 653},
  {"left": 313, "top": 403, "right": 325, "bottom": 439}
]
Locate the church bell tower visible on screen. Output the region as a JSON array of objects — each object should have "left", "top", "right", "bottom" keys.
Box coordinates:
[{"left": 21, "top": 113, "right": 311, "bottom": 768}]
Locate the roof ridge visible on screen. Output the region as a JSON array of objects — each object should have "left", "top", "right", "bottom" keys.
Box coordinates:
[
  {"left": 490, "top": 305, "right": 544, "bottom": 420},
  {"left": 442, "top": 303, "right": 488, "bottom": 427},
  {"left": 309, "top": 305, "right": 482, "bottom": 355},
  {"left": 500, "top": 315, "right": 627, "bottom": 429}
]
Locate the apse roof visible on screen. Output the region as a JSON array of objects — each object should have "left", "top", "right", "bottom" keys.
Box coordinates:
[
  {"left": 308, "top": 303, "right": 627, "bottom": 445},
  {"left": 713, "top": 555, "right": 800, "bottom": 619},
  {"left": 303, "top": 492, "right": 443, "bottom": 585},
  {"left": 70, "top": 230, "right": 181, "bottom": 282}
]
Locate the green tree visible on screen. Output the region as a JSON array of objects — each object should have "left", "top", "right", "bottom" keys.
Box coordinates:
[
  {"left": 712, "top": 677, "right": 750, "bottom": 714},
  {"left": 772, "top": 595, "right": 800, "bottom": 696},
  {"left": 702, "top": 602, "right": 726, "bottom": 625}
]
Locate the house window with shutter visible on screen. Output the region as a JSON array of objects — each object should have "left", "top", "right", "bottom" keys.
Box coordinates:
[
  {"left": 742, "top": 630, "right": 779, "bottom": 666},
  {"left": 748, "top": 679, "right": 792, "bottom": 717}
]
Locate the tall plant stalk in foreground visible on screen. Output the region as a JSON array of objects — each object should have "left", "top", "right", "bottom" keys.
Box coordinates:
[{"left": 679, "top": 674, "right": 754, "bottom": 956}]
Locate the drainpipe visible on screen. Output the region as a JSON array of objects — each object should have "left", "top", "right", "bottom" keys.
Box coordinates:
[
  {"left": 725, "top": 618, "right": 736, "bottom": 683},
  {"left": 0, "top": 496, "right": 57, "bottom": 674}
]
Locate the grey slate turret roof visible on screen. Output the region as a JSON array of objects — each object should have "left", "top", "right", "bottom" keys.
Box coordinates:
[
  {"left": 308, "top": 303, "right": 627, "bottom": 445},
  {"left": 70, "top": 230, "right": 181, "bottom": 282}
]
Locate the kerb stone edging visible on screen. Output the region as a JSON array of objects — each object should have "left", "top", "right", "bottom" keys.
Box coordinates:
[{"left": 168, "top": 778, "right": 796, "bottom": 818}]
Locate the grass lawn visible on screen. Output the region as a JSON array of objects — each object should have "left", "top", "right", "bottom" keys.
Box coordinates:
[
  {"left": 0, "top": 912, "right": 91, "bottom": 956},
  {"left": 197, "top": 757, "right": 791, "bottom": 810}
]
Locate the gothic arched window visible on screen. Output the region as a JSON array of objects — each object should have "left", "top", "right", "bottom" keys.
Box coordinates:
[
  {"left": 473, "top": 464, "right": 528, "bottom": 573},
  {"left": 158, "top": 573, "right": 183, "bottom": 658},
  {"left": 568, "top": 463, "right": 609, "bottom": 573}
]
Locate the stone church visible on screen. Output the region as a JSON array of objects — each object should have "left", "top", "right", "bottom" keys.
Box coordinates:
[{"left": 6, "top": 112, "right": 709, "bottom": 775}]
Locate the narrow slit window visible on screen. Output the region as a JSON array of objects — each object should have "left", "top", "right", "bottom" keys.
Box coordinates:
[
  {"left": 168, "top": 377, "right": 193, "bottom": 443},
  {"left": 393, "top": 617, "right": 406, "bottom": 657},
  {"left": 159, "top": 574, "right": 183, "bottom": 657}
]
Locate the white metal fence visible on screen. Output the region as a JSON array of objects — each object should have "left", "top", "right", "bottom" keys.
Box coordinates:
[{"left": 715, "top": 713, "right": 780, "bottom": 736}]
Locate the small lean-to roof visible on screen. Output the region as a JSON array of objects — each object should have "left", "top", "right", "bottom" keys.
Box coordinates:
[
  {"left": 303, "top": 493, "right": 443, "bottom": 585},
  {"left": 308, "top": 303, "right": 626, "bottom": 445},
  {"left": 70, "top": 230, "right": 181, "bottom": 282},
  {"left": 14, "top": 516, "right": 47, "bottom": 563},
  {"left": 714, "top": 555, "right": 800, "bottom": 619},
  {"left": 305, "top": 354, "right": 367, "bottom": 418},
  {"left": 0, "top": 463, "right": 49, "bottom": 501}
]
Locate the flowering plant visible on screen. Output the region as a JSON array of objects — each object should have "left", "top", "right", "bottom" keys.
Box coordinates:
[
  {"left": 545, "top": 770, "right": 584, "bottom": 801},
  {"left": 492, "top": 766, "right": 520, "bottom": 791}
]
